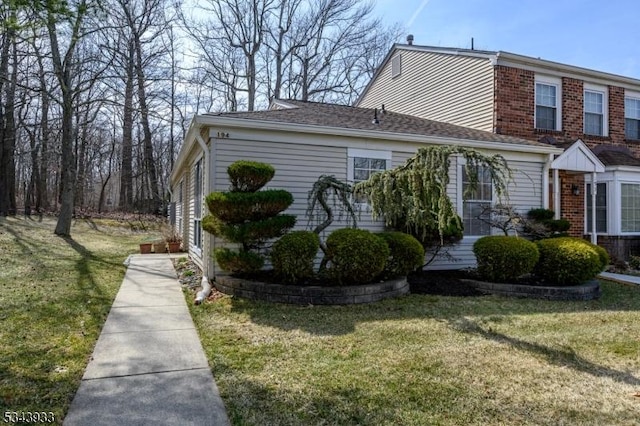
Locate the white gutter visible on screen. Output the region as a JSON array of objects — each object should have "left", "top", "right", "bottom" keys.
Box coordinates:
[
  {"left": 195, "top": 132, "right": 210, "bottom": 279},
  {"left": 542, "top": 154, "right": 552, "bottom": 209}
]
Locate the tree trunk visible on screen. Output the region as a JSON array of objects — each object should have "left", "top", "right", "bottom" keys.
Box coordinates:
[
  {"left": 119, "top": 41, "right": 134, "bottom": 211},
  {"left": 0, "top": 12, "right": 17, "bottom": 216}
]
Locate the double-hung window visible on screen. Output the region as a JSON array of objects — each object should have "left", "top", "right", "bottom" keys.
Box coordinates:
[
  {"left": 347, "top": 148, "right": 390, "bottom": 204},
  {"left": 584, "top": 85, "right": 608, "bottom": 136},
  {"left": 625, "top": 95, "right": 640, "bottom": 140},
  {"left": 586, "top": 182, "right": 607, "bottom": 233},
  {"left": 535, "top": 75, "right": 561, "bottom": 131},
  {"left": 462, "top": 165, "right": 492, "bottom": 236},
  {"left": 621, "top": 183, "right": 640, "bottom": 232},
  {"left": 193, "top": 158, "right": 203, "bottom": 252}
]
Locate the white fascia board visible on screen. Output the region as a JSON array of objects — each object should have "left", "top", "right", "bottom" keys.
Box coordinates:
[
  {"left": 495, "top": 52, "right": 640, "bottom": 90},
  {"left": 605, "top": 165, "right": 640, "bottom": 173},
  {"left": 195, "top": 115, "right": 563, "bottom": 156}
]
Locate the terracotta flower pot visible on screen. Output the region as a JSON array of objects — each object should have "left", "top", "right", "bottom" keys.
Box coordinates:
[
  {"left": 139, "top": 243, "right": 152, "bottom": 254},
  {"left": 168, "top": 242, "right": 181, "bottom": 253}
]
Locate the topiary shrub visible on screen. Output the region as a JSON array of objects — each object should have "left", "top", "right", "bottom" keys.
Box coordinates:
[
  {"left": 473, "top": 236, "right": 539, "bottom": 282},
  {"left": 214, "top": 248, "right": 264, "bottom": 274},
  {"left": 376, "top": 232, "right": 425, "bottom": 279},
  {"left": 204, "top": 160, "right": 295, "bottom": 274},
  {"left": 227, "top": 160, "right": 275, "bottom": 192},
  {"left": 325, "top": 228, "right": 390, "bottom": 285},
  {"left": 271, "top": 231, "right": 320, "bottom": 284},
  {"left": 534, "top": 237, "right": 607, "bottom": 286},
  {"left": 527, "top": 208, "right": 555, "bottom": 221}
]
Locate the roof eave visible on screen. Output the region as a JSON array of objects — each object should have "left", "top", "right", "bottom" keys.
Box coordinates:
[{"left": 194, "top": 114, "right": 563, "bottom": 155}]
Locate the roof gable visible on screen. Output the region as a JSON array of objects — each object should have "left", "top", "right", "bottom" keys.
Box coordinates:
[{"left": 551, "top": 139, "right": 605, "bottom": 172}]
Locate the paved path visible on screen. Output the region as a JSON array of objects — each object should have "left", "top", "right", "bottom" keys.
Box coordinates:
[
  {"left": 599, "top": 271, "right": 640, "bottom": 286},
  {"left": 64, "top": 254, "right": 230, "bottom": 426}
]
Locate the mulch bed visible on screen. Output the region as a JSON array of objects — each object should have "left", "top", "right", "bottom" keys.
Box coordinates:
[{"left": 407, "top": 270, "right": 486, "bottom": 297}]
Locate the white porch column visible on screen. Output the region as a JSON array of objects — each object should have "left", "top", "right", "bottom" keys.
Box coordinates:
[
  {"left": 553, "top": 169, "right": 560, "bottom": 219},
  {"left": 591, "top": 172, "right": 597, "bottom": 244}
]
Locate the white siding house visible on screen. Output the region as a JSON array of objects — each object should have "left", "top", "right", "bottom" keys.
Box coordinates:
[{"left": 170, "top": 100, "right": 562, "bottom": 279}]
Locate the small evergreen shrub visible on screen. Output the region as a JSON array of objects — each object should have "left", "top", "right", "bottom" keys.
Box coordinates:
[
  {"left": 473, "top": 236, "right": 539, "bottom": 282},
  {"left": 205, "top": 190, "right": 294, "bottom": 223},
  {"left": 325, "top": 228, "right": 390, "bottom": 285},
  {"left": 227, "top": 160, "right": 275, "bottom": 192},
  {"left": 214, "top": 248, "right": 264, "bottom": 274},
  {"left": 376, "top": 232, "right": 425, "bottom": 278},
  {"left": 629, "top": 255, "right": 640, "bottom": 270},
  {"left": 534, "top": 237, "right": 607, "bottom": 286},
  {"left": 527, "top": 208, "right": 555, "bottom": 221},
  {"left": 204, "top": 215, "right": 296, "bottom": 244},
  {"left": 546, "top": 218, "right": 571, "bottom": 233},
  {"left": 271, "top": 231, "right": 320, "bottom": 284}
]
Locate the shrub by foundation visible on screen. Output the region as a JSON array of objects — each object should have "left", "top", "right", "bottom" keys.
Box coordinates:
[
  {"left": 271, "top": 231, "right": 320, "bottom": 284},
  {"left": 325, "top": 228, "right": 389, "bottom": 285},
  {"left": 376, "top": 232, "right": 425, "bottom": 279},
  {"left": 534, "top": 237, "right": 607, "bottom": 286},
  {"left": 473, "top": 236, "right": 539, "bottom": 282}
]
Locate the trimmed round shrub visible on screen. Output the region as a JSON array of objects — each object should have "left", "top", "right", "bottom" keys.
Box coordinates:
[
  {"left": 214, "top": 248, "right": 264, "bottom": 274},
  {"left": 473, "top": 236, "right": 539, "bottom": 282},
  {"left": 206, "top": 190, "right": 293, "bottom": 223},
  {"left": 376, "top": 232, "right": 425, "bottom": 278},
  {"left": 228, "top": 160, "right": 275, "bottom": 192},
  {"left": 534, "top": 237, "right": 607, "bottom": 286},
  {"left": 527, "top": 208, "right": 555, "bottom": 221},
  {"left": 203, "top": 214, "right": 296, "bottom": 244},
  {"left": 325, "top": 228, "right": 390, "bottom": 285},
  {"left": 271, "top": 231, "right": 320, "bottom": 284}
]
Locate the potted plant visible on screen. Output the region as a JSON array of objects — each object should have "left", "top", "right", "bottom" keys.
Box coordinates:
[
  {"left": 139, "top": 241, "right": 153, "bottom": 254},
  {"left": 162, "top": 224, "right": 182, "bottom": 253},
  {"left": 153, "top": 239, "right": 167, "bottom": 253}
]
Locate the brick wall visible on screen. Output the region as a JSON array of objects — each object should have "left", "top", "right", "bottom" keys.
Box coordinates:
[
  {"left": 493, "top": 66, "right": 535, "bottom": 138},
  {"left": 559, "top": 171, "right": 585, "bottom": 237}
]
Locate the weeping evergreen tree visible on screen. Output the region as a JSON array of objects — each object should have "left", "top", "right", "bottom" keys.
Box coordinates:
[{"left": 353, "top": 146, "right": 512, "bottom": 246}]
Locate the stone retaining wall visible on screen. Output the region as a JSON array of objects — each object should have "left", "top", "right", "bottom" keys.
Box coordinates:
[
  {"left": 461, "top": 279, "right": 601, "bottom": 301},
  {"left": 214, "top": 276, "right": 409, "bottom": 305}
]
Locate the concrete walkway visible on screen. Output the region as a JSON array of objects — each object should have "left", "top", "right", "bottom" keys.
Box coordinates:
[
  {"left": 599, "top": 271, "right": 640, "bottom": 286},
  {"left": 64, "top": 254, "right": 230, "bottom": 426}
]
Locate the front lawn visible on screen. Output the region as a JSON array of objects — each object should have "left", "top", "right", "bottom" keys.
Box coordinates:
[
  {"left": 189, "top": 279, "right": 640, "bottom": 425},
  {"left": 0, "top": 216, "right": 155, "bottom": 424}
]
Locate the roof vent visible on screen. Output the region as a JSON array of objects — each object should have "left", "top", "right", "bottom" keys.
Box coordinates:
[
  {"left": 372, "top": 108, "right": 379, "bottom": 125},
  {"left": 406, "top": 34, "right": 414, "bottom": 45}
]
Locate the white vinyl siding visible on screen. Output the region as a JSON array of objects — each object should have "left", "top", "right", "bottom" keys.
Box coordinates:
[{"left": 358, "top": 50, "right": 495, "bottom": 132}]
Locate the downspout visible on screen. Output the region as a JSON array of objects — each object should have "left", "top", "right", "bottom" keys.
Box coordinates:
[
  {"left": 194, "top": 130, "right": 212, "bottom": 304},
  {"left": 542, "top": 154, "right": 552, "bottom": 209},
  {"left": 195, "top": 131, "right": 210, "bottom": 278}
]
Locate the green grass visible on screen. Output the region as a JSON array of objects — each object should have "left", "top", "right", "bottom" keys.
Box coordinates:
[
  {"left": 189, "top": 280, "right": 640, "bottom": 425},
  {"left": 0, "top": 216, "right": 156, "bottom": 424}
]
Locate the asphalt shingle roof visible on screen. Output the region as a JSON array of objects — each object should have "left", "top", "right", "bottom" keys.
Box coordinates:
[
  {"left": 204, "top": 100, "right": 551, "bottom": 148},
  {"left": 592, "top": 145, "right": 640, "bottom": 167}
]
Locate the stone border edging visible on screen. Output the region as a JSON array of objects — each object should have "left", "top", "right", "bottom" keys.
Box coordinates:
[
  {"left": 461, "top": 278, "right": 601, "bottom": 301},
  {"left": 214, "top": 275, "right": 409, "bottom": 305}
]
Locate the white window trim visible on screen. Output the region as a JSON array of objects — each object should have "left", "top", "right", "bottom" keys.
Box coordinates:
[
  {"left": 192, "top": 156, "right": 204, "bottom": 258},
  {"left": 624, "top": 90, "right": 640, "bottom": 140},
  {"left": 535, "top": 75, "right": 562, "bottom": 131},
  {"left": 456, "top": 158, "right": 495, "bottom": 239},
  {"left": 618, "top": 180, "right": 640, "bottom": 235},
  {"left": 347, "top": 148, "right": 391, "bottom": 208},
  {"left": 584, "top": 83, "right": 608, "bottom": 137},
  {"left": 584, "top": 181, "right": 609, "bottom": 236}
]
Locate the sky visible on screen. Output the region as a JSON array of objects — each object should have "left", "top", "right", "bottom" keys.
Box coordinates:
[{"left": 373, "top": 0, "right": 640, "bottom": 79}]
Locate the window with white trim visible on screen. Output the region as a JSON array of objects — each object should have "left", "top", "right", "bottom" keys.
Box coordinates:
[
  {"left": 462, "top": 165, "right": 492, "bottom": 236},
  {"left": 347, "top": 148, "right": 391, "bottom": 203},
  {"left": 621, "top": 183, "right": 640, "bottom": 232},
  {"left": 535, "top": 76, "right": 561, "bottom": 131},
  {"left": 586, "top": 182, "right": 607, "bottom": 233},
  {"left": 584, "top": 85, "right": 608, "bottom": 136},
  {"left": 625, "top": 96, "right": 640, "bottom": 140},
  {"left": 193, "top": 159, "right": 203, "bottom": 251}
]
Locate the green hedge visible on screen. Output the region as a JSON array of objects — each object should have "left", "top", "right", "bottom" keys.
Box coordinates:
[
  {"left": 203, "top": 214, "right": 295, "bottom": 243},
  {"left": 214, "top": 248, "right": 264, "bottom": 274},
  {"left": 205, "top": 190, "right": 293, "bottom": 224},
  {"left": 228, "top": 161, "right": 275, "bottom": 192},
  {"left": 271, "top": 231, "right": 320, "bottom": 284},
  {"left": 534, "top": 237, "right": 608, "bottom": 286},
  {"left": 473, "top": 236, "right": 539, "bottom": 282},
  {"left": 376, "top": 232, "right": 425, "bottom": 278},
  {"left": 325, "top": 228, "right": 389, "bottom": 285}
]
